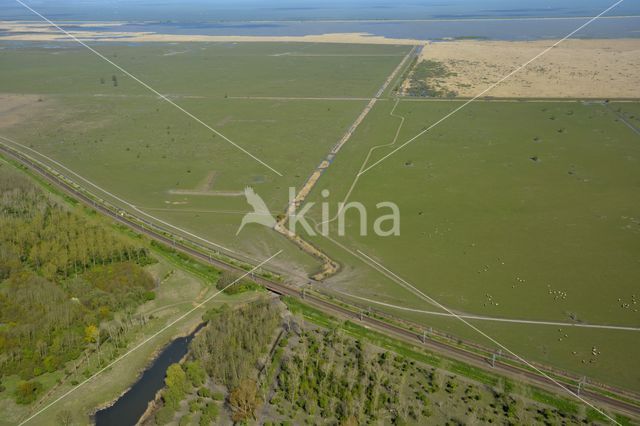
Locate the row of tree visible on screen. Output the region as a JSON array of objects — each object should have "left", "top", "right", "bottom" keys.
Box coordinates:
[
  {"left": 272, "top": 326, "right": 434, "bottom": 424},
  {"left": 152, "top": 300, "right": 281, "bottom": 424},
  {"left": 190, "top": 300, "right": 281, "bottom": 390},
  {"left": 0, "top": 165, "right": 156, "bottom": 402},
  {"left": 0, "top": 179, "right": 150, "bottom": 281}
]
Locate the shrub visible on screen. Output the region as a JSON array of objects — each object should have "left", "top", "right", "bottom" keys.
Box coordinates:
[{"left": 15, "top": 380, "right": 42, "bottom": 404}]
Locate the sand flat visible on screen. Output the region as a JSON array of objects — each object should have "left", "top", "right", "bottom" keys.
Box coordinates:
[
  {"left": 417, "top": 39, "right": 640, "bottom": 98},
  {"left": 0, "top": 21, "right": 420, "bottom": 45}
]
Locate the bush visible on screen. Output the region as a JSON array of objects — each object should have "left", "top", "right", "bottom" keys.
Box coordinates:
[
  {"left": 197, "top": 386, "right": 211, "bottom": 398},
  {"left": 185, "top": 360, "right": 206, "bottom": 387},
  {"left": 215, "top": 270, "right": 260, "bottom": 295},
  {"left": 200, "top": 401, "right": 219, "bottom": 425},
  {"left": 15, "top": 380, "right": 42, "bottom": 404},
  {"left": 188, "top": 399, "right": 200, "bottom": 413}
]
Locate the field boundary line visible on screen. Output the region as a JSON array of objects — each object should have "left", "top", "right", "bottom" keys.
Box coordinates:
[
  {"left": 17, "top": 250, "right": 282, "bottom": 426},
  {"left": 14, "top": 0, "right": 283, "bottom": 177},
  {"left": 358, "top": 0, "right": 626, "bottom": 176},
  {"left": 316, "top": 97, "right": 407, "bottom": 229},
  {"left": 602, "top": 102, "right": 640, "bottom": 136},
  {"left": 282, "top": 45, "right": 417, "bottom": 223},
  {"left": 227, "top": 96, "right": 374, "bottom": 101},
  {"left": 337, "top": 290, "right": 640, "bottom": 332},
  {"left": 356, "top": 249, "right": 621, "bottom": 425},
  {"left": 271, "top": 46, "right": 417, "bottom": 281}
]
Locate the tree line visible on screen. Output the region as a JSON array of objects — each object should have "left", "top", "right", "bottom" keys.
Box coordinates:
[
  {"left": 0, "top": 165, "right": 155, "bottom": 404},
  {"left": 152, "top": 299, "right": 281, "bottom": 424}
]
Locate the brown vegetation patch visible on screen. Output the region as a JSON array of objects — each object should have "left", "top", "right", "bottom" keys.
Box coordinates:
[{"left": 417, "top": 39, "right": 640, "bottom": 98}]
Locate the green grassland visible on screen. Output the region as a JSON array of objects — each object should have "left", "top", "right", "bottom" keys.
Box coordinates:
[
  {"left": 2, "top": 40, "right": 639, "bottom": 395},
  {"left": 303, "top": 99, "right": 640, "bottom": 391},
  {"left": 0, "top": 41, "right": 411, "bottom": 271},
  {"left": 0, "top": 42, "right": 409, "bottom": 97}
]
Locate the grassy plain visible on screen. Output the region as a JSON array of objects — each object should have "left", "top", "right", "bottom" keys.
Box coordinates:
[
  {"left": 0, "top": 41, "right": 411, "bottom": 272},
  {"left": 2, "top": 39, "right": 639, "bottom": 395},
  {"left": 303, "top": 99, "right": 640, "bottom": 391}
]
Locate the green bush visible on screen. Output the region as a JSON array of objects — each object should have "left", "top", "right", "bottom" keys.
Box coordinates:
[
  {"left": 178, "top": 414, "right": 192, "bottom": 426},
  {"left": 185, "top": 360, "right": 206, "bottom": 387},
  {"left": 197, "top": 386, "right": 211, "bottom": 398},
  {"left": 14, "top": 380, "right": 42, "bottom": 404}
]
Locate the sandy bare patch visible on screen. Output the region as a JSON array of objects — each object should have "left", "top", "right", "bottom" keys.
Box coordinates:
[
  {"left": 416, "top": 39, "right": 640, "bottom": 98},
  {"left": 196, "top": 170, "right": 217, "bottom": 192},
  {"left": 215, "top": 116, "right": 233, "bottom": 127},
  {"left": 168, "top": 171, "right": 244, "bottom": 196},
  {"left": 162, "top": 50, "right": 188, "bottom": 56},
  {"left": 0, "top": 93, "right": 51, "bottom": 129},
  {"left": 0, "top": 21, "right": 421, "bottom": 45}
]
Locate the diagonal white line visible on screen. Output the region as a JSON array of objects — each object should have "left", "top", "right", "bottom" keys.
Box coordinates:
[
  {"left": 337, "top": 290, "right": 640, "bottom": 331},
  {"left": 14, "top": 0, "right": 283, "bottom": 177},
  {"left": 356, "top": 249, "right": 621, "bottom": 425},
  {"left": 358, "top": 0, "right": 625, "bottom": 176},
  {"left": 18, "top": 250, "right": 282, "bottom": 425}
]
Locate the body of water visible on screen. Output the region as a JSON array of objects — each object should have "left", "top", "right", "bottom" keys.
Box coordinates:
[
  {"left": 1, "top": 0, "right": 640, "bottom": 22},
  {"left": 94, "top": 324, "right": 203, "bottom": 426},
  {"left": 92, "top": 17, "right": 640, "bottom": 41}
]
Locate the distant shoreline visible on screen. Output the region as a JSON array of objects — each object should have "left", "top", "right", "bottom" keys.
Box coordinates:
[
  {"left": 1, "top": 21, "right": 640, "bottom": 46},
  {"left": 2, "top": 14, "right": 640, "bottom": 44}
]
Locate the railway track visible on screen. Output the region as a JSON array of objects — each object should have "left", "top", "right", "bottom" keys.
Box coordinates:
[{"left": 1, "top": 142, "right": 639, "bottom": 420}]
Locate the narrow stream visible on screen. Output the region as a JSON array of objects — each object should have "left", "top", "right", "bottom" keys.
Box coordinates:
[{"left": 94, "top": 324, "right": 204, "bottom": 426}]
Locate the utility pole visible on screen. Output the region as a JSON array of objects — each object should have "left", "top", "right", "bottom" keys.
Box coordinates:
[{"left": 491, "top": 350, "right": 502, "bottom": 368}]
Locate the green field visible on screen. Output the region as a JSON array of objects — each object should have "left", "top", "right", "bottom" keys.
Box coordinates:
[
  {"left": 2, "top": 40, "right": 639, "bottom": 395},
  {"left": 0, "top": 41, "right": 411, "bottom": 273},
  {"left": 302, "top": 98, "right": 640, "bottom": 390}
]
